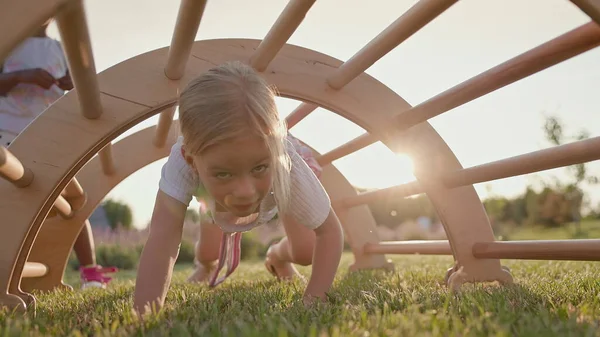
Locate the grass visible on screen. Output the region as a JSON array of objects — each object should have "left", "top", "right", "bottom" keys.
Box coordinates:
[{"left": 1, "top": 253, "right": 600, "bottom": 336}]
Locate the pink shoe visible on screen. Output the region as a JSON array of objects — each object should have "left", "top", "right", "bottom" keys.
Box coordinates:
[{"left": 79, "top": 265, "right": 118, "bottom": 289}]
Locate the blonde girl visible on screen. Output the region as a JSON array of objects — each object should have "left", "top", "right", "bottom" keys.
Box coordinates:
[{"left": 133, "top": 61, "right": 344, "bottom": 314}]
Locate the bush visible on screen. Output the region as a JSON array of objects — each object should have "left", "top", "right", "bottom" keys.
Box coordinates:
[
  {"left": 69, "top": 244, "right": 141, "bottom": 270},
  {"left": 176, "top": 239, "right": 196, "bottom": 264}
]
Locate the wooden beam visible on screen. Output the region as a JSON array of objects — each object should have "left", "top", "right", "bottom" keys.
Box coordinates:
[
  {"left": 443, "top": 135, "right": 600, "bottom": 188},
  {"left": 164, "top": 0, "right": 207, "bottom": 79},
  {"left": 250, "top": 0, "right": 317, "bottom": 71},
  {"left": 316, "top": 133, "right": 377, "bottom": 166},
  {"left": 327, "top": 0, "right": 457, "bottom": 89},
  {"left": 285, "top": 102, "right": 317, "bottom": 129},
  {"left": 473, "top": 239, "right": 600, "bottom": 261}
]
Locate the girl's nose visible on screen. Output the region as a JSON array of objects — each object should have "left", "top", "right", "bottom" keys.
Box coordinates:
[{"left": 233, "top": 176, "right": 256, "bottom": 199}]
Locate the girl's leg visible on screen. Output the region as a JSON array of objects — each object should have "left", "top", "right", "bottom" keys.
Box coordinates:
[
  {"left": 187, "top": 219, "right": 223, "bottom": 282},
  {"left": 265, "top": 215, "right": 316, "bottom": 280}
]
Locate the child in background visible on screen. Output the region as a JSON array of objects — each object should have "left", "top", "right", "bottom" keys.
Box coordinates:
[
  {"left": 133, "top": 61, "right": 344, "bottom": 314},
  {"left": 0, "top": 20, "right": 117, "bottom": 289}
]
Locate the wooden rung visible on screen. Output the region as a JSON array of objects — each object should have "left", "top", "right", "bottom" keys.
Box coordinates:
[
  {"left": 154, "top": 106, "right": 177, "bottom": 147},
  {"left": 390, "top": 21, "right": 600, "bottom": 132},
  {"left": 250, "top": 0, "right": 317, "bottom": 71},
  {"left": 55, "top": 0, "right": 103, "bottom": 119},
  {"left": 444, "top": 135, "right": 600, "bottom": 188},
  {"left": 316, "top": 133, "right": 377, "bottom": 166},
  {"left": 335, "top": 181, "right": 423, "bottom": 209},
  {"left": 473, "top": 239, "right": 600, "bottom": 261},
  {"left": 62, "top": 177, "right": 87, "bottom": 211},
  {"left": 164, "top": 0, "right": 208, "bottom": 79},
  {"left": 52, "top": 195, "right": 73, "bottom": 219},
  {"left": 98, "top": 145, "right": 115, "bottom": 175},
  {"left": 570, "top": 0, "right": 600, "bottom": 25},
  {"left": 327, "top": 0, "right": 457, "bottom": 89},
  {"left": 0, "top": 146, "right": 33, "bottom": 188},
  {"left": 285, "top": 102, "right": 317, "bottom": 129},
  {"left": 22, "top": 262, "right": 48, "bottom": 278},
  {"left": 364, "top": 240, "right": 452, "bottom": 255}
]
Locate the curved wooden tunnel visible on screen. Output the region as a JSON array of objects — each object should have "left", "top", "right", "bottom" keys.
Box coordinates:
[{"left": 2, "top": 0, "right": 600, "bottom": 312}]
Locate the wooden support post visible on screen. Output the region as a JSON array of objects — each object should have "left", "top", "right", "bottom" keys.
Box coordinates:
[
  {"left": 251, "top": 0, "right": 317, "bottom": 71},
  {"left": 164, "top": 0, "right": 207, "bottom": 80},
  {"left": 0, "top": 146, "right": 33, "bottom": 188}
]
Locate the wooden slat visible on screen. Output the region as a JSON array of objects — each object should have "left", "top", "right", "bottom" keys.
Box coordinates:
[
  {"left": 0, "top": 146, "right": 33, "bottom": 188},
  {"left": 251, "top": 0, "right": 317, "bottom": 71},
  {"left": 473, "top": 239, "right": 600, "bottom": 261},
  {"left": 164, "top": 0, "right": 208, "bottom": 79},
  {"left": 327, "top": 0, "right": 457, "bottom": 89}
]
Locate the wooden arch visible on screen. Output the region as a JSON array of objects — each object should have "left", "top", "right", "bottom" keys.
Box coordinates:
[{"left": 3, "top": 0, "right": 600, "bottom": 313}]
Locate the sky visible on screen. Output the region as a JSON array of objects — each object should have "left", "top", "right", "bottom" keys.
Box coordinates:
[{"left": 47, "top": 0, "right": 600, "bottom": 228}]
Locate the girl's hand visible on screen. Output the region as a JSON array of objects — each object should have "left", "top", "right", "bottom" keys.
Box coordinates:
[
  {"left": 302, "top": 292, "right": 327, "bottom": 307},
  {"left": 57, "top": 71, "right": 74, "bottom": 90}
]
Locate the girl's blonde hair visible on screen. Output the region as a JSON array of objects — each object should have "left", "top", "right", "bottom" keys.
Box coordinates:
[{"left": 178, "top": 61, "right": 291, "bottom": 215}]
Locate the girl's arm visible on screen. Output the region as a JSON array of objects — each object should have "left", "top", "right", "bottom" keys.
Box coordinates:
[
  {"left": 0, "top": 68, "right": 56, "bottom": 95},
  {"left": 133, "top": 190, "right": 187, "bottom": 315},
  {"left": 303, "top": 207, "right": 344, "bottom": 304}
]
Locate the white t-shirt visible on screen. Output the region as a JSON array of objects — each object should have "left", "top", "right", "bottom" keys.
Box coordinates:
[
  {"left": 0, "top": 37, "right": 68, "bottom": 144},
  {"left": 159, "top": 135, "right": 331, "bottom": 232}
]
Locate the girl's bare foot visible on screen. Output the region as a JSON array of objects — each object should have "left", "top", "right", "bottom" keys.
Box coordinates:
[
  {"left": 187, "top": 261, "right": 217, "bottom": 283},
  {"left": 264, "top": 244, "right": 303, "bottom": 281}
]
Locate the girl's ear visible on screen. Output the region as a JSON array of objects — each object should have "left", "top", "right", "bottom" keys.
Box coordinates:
[{"left": 181, "top": 145, "right": 195, "bottom": 168}]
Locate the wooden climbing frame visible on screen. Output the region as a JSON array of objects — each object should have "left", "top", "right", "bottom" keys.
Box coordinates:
[{"left": 1, "top": 0, "right": 599, "bottom": 312}]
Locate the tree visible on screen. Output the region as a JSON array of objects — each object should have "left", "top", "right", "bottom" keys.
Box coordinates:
[
  {"left": 102, "top": 199, "right": 133, "bottom": 231},
  {"left": 542, "top": 115, "right": 598, "bottom": 231}
]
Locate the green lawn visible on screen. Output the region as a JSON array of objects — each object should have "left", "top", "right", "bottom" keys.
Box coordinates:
[{"left": 1, "top": 253, "right": 599, "bottom": 336}]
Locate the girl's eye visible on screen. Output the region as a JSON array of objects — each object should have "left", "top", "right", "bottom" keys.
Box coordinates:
[
  {"left": 215, "top": 172, "right": 231, "bottom": 179},
  {"left": 253, "top": 164, "right": 269, "bottom": 173}
]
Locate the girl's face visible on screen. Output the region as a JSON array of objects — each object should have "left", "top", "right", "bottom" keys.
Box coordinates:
[{"left": 186, "top": 134, "right": 273, "bottom": 217}]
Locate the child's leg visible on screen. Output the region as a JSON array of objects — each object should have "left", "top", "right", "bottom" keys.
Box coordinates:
[
  {"left": 265, "top": 215, "right": 316, "bottom": 280},
  {"left": 187, "top": 219, "right": 223, "bottom": 282},
  {"left": 75, "top": 220, "right": 118, "bottom": 289}
]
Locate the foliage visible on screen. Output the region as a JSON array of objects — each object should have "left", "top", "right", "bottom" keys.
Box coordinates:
[
  {"left": 102, "top": 199, "right": 134, "bottom": 231},
  {"left": 4, "top": 254, "right": 600, "bottom": 336}
]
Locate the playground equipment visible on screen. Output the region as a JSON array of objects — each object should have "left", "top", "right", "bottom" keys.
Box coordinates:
[{"left": 1, "top": 0, "right": 600, "bottom": 312}]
